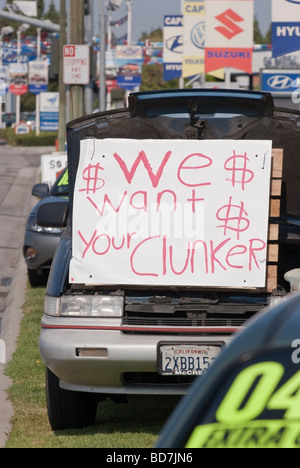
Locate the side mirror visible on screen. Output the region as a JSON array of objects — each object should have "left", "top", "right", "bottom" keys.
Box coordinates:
[
  {"left": 32, "top": 183, "right": 50, "bottom": 199},
  {"left": 36, "top": 200, "right": 69, "bottom": 228}
]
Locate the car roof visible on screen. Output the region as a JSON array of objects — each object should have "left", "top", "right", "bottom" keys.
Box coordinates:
[{"left": 128, "top": 89, "right": 275, "bottom": 117}]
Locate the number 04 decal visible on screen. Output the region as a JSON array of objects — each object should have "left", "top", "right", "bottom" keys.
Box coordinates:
[{"left": 216, "top": 362, "right": 300, "bottom": 423}]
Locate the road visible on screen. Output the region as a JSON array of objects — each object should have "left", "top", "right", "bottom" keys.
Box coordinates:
[
  {"left": 0, "top": 143, "right": 55, "bottom": 448},
  {"left": 0, "top": 145, "right": 49, "bottom": 328}
]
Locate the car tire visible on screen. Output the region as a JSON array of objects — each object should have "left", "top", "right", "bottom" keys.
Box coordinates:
[
  {"left": 46, "top": 367, "right": 98, "bottom": 430},
  {"left": 27, "top": 268, "right": 48, "bottom": 288}
]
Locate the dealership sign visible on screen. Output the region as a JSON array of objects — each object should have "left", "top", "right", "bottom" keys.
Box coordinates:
[
  {"left": 182, "top": 0, "right": 205, "bottom": 78},
  {"left": 9, "top": 63, "right": 28, "bottom": 95},
  {"left": 1, "top": 45, "right": 37, "bottom": 64},
  {"left": 116, "top": 46, "right": 143, "bottom": 90},
  {"left": 0, "top": 66, "right": 8, "bottom": 96},
  {"left": 40, "top": 92, "right": 59, "bottom": 132},
  {"left": 28, "top": 61, "right": 48, "bottom": 94},
  {"left": 261, "top": 69, "right": 300, "bottom": 93},
  {"left": 272, "top": 0, "right": 300, "bottom": 57},
  {"left": 205, "top": 0, "right": 254, "bottom": 74},
  {"left": 163, "top": 15, "right": 183, "bottom": 81}
]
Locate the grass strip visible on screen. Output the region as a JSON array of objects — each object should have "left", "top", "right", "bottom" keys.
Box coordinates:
[{"left": 4, "top": 286, "right": 173, "bottom": 448}]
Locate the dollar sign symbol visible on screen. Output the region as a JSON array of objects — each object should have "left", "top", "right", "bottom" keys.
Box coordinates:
[
  {"left": 79, "top": 163, "right": 105, "bottom": 194},
  {"left": 216, "top": 197, "right": 250, "bottom": 240},
  {"left": 224, "top": 151, "right": 254, "bottom": 191}
]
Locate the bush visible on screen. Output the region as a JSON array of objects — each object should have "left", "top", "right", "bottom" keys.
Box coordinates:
[{"left": 0, "top": 128, "right": 58, "bottom": 147}]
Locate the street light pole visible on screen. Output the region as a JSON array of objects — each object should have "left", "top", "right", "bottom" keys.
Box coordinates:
[
  {"left": 0, "top": 10, "right": 59, "bottom": 32},
  {"left": 15, "top": 23, "right": 29, "bottom": 126},
  {"left": 0, "top": 27, "right": 14, "bottom": 128},
  {"left": 126, "top": 0, "right": 133, "bottom": 46},
  {"left": 70, "top": 0, "right": 85, "bottom": 119},
  {"left": 35, "top": 27, "right": 41, "bottom": 136},
  {"left": 105, "top": 0, "right": 122, "bottom": 111},
  {"left": 16, "top": 26, "right": 21, "bottom": 126}
]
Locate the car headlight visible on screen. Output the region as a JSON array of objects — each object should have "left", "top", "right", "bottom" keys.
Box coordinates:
[
  {"left": 27, "top": 214, "right": 63, "bottom": 235},
  {"left": 44, "top": 294, "right": 124, "bottom": 318}
]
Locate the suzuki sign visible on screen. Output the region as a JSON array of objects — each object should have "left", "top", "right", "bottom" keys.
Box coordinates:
[{"left": 205, "top": 0, "right": 254, "bottom": 74}]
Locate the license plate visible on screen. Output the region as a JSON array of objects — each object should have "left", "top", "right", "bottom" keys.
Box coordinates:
[{"left": 158, "top": 343, "right": 221, "bottom": 376}]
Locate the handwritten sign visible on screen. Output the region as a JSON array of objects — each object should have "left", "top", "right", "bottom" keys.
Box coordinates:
[{"left": 70, "top": 139, "right": 272, "bottom": 287}]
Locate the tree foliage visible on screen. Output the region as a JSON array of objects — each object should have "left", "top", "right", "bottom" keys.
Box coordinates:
[
  {"left": 141, "top": 63, "right": 179, "bottom": 92},
  {"left": 139, "top": 28, "right": 163, "bottom": 43},
  {"left": 254, "top": 16, "right": 271, "bottom": 44}
]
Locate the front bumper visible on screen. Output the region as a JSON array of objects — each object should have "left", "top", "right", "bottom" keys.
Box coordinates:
[{"left": 39, "top": 315, "right": 235, "bottom": 395}]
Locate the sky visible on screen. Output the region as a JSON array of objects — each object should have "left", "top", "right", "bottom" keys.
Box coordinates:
[
  {"left": 52, "top": 0, "right": 272, "bottom": 41},
  {"left": 0, "top": 0, "right": 272, "bottom": 41}
]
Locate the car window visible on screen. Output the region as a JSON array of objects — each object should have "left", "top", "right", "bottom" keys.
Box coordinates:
[{"left": 51, "top": 168, "right": 69, "bottom": 196}]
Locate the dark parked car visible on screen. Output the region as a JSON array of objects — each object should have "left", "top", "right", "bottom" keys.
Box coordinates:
[
  {"left": 36, "top": 89, "right": 300, "bottom": 431},
  {"left": 23, "top": 168, "right": 68, "bottom": 287},
  {"left": 155, "top": 292, "right": 300, "bottom": 449}
]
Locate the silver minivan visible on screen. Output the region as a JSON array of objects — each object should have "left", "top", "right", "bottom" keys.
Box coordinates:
[{"left": 38, "top": 89, "right": 300, "bottom": 430}]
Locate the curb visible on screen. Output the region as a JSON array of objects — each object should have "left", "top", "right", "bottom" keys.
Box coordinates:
[
  {"left": 0, "top": 161, "right": 42, "bottom": 448},
  {"left": 0, "top": 254, "right": 27, "bottom": 448}
]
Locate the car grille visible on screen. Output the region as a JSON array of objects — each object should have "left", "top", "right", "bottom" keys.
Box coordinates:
[
  {"left": 122, "top": 316, "right": 247, "bottom": 328},
  {"left": 121, "top": 295, "right": 267, "bottom": 334}
]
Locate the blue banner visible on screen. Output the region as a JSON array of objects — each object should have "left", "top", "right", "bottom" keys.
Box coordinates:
[
  {"left": 29, "top": 83, "right": 48, "bottom": 95},
  {"left": 40, "top": 112, "right": 59, "bottom": 132},
  {"left": 272, "top": 22, "right": 300, "bottom": 57},
  {"left": 2, "top": 45, "right": 37, "bottom": 64},
  {"left": 261, "top": 70, "right": 300, "bottom": 93},
  {"left": 163, "top": 63, "right": 182, "bottom": 81},
  {"left": 272, "top": 0, "right": 300, "bottom": 57},
  {"left": 116, "top": 74, "right": 141, "bottom": 90}
]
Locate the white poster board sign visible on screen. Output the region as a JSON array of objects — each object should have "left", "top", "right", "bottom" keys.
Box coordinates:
[
  {"left": 41, "top": 152, "right": 67, "bottom": 188},
  {"left": 70, "top": 139, "right": 272, "bottom": 288}
]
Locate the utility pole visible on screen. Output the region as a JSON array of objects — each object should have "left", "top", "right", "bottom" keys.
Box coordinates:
[
  {"left": 58, "top": 0, "right": 67, "bottom": 151},
  {"left": 84, "top": 0, "right": 94, "bottom": 115},
  {"left": 36, "top": 27, "right": 41, "bottom": 136},
  {"left": 99, "top": 0, "right": 106, "bottom": 112},
  {"left": 70, "top": 0, "right": 85, "bottom": 119}
]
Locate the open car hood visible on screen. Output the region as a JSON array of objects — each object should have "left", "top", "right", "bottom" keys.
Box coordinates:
[{"left": 66, "top": 89, "right": 300, "bottom": 218}]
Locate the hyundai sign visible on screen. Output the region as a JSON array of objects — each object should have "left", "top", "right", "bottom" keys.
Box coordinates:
[
  {"left": 261, "top": 69, "right": 300, "bottom": 94},
  {"left": 272, "top": 0, "right": 300, "bottom": 57},
  {"left": 163, "top": 15, "right": 183, "bottom": 81}
]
